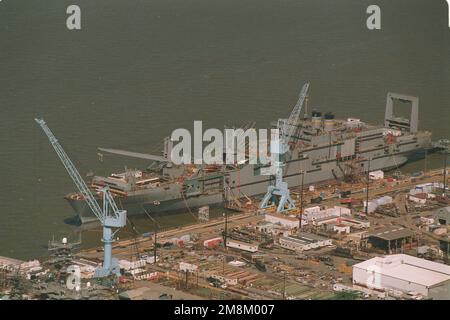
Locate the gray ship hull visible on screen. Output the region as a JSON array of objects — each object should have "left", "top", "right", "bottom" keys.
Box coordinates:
[
  {"left": 227, "top": 150, "right": 420, "bottom": 201},
  {"left": 67, "top": 191, "right": 224, "bottom": 224},
  {"left": 68, "top": 148, "right": 425, "bottom": 224}
]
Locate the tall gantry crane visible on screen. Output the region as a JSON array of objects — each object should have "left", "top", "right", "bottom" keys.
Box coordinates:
[
  {"left": 35, "top": 118, "right": 126, "bottom": 278},
  {"left": 260, "top": 82, "right": 310, "bottom": 212}
]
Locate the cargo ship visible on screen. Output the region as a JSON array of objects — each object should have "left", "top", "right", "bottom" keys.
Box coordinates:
[{"left": 66, "top": 91, "right": 433, "bottom": 223}]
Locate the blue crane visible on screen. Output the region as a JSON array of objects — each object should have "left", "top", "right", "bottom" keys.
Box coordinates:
[
  {"left": 260, "top": 82, "right": 310, "bottom": 212},
  {"left": 35, "top": 118, "right": 126, "bottom": 278}
]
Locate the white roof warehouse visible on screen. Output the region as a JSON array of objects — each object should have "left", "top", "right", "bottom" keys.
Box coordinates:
[
  {"left": 279, "top": 232, "right": 332, "bottom": 252},
  {"left": 352, "top": 254, "right": 450, "bottom": 299}
]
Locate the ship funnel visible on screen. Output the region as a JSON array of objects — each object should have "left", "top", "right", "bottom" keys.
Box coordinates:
[
  {"left": 311, "top": 109, "right": 322, "bottom": 130},
  {"left": 324, "top": 112, "right": 335, "bottom": 131}
]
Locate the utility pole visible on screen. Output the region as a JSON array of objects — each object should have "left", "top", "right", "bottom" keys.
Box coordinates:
[
  {"left": 154, "top": 227, "right": 158, "bottom": 264},
  {"left": 222, "top": 212, "right": 228, "bottom": 275},
  {"left": 282, "top": 271, "right": 286, "bottom": 300},
  {"left": 223, "top": 212, "right": 228, "bottom": 249},
  {"left": 365, "top": 158, "right": 371, "bottom": 215},
  {"left": 299, "top": 170, "right": 305, "bottom": 231}
]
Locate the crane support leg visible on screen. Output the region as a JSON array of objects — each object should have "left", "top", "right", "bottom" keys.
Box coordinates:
[
  {"left": 94, "top": 226, "right": 121, "bottom": 277},
  {"left": 260, "top": 182, "right": 296, "bottom": 213}
]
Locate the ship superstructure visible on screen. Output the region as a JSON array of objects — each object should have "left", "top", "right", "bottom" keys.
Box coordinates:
[{"left": 66, "top": 91, "right": 433, "bottom": 223}]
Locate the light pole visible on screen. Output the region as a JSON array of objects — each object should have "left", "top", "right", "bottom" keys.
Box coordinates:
[{"left": 223, "top": 212, "right": 228, "bottom": 249}]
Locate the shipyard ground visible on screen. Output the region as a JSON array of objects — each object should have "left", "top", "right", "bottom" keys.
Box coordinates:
[
  {"left": 76, "top": 168, "right": 450, "bottom": 300},
  {"left": 1, "top": 167, "right": 449, "bottom": 300}
]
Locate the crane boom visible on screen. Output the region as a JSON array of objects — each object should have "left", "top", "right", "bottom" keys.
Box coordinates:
[
  {"left": 34, "top": 118, "right": 104, "bottom": 222},
  {"left": 98, "top": 147, "right": 169, "bottom": 163},
  {"left": 281, "top": 82, "right": 310, "bottom": 144}
]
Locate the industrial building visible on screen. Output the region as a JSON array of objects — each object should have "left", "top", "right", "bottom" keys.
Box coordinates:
[
  {"left": 352, "top": 254, "right": 450, "bottom": 299},
  {"left": 316, "top": 216, "right": 370, "bottom": 230},
  {"left": 410, "top": 182, "right": 444, "bottom": 195},
  {"left": 344, "top": 231, "right": 369, "bottom": 249},
  {"left": 332, "top": 224, "right": 351, "bottom": 234},
  {"left": 408, "top": 193, "right": 428, "bottom": 204},
  {"left": 368, "top": 226, "right": 415, "bottom": 254},
  {"left": 264, "top": 213, "right": 300, "bottom": 229},
  {"left": 256, "top": 222, "right": 291, "bottom": 237},
  {"left": 226, "top": 239, "right": 258, "bottom": 253},
  {"left": 303, "top": 206, "right": 351, "bottom": 223},
  {"left": 435, "top": 207, "right": 450, "bottom": 225},
  {"left": 279, "top": 232, "right": 332, "bottom": 252}
]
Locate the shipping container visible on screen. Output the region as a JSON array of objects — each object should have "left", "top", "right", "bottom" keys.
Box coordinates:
[{"left": 203, "top": 237, "right": 223, "bottom": 248}]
